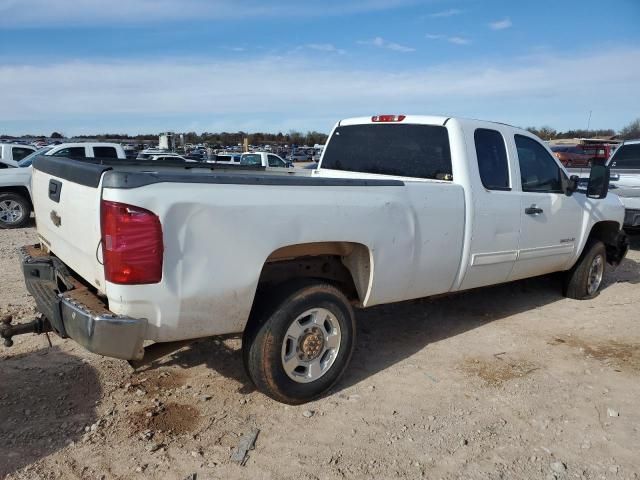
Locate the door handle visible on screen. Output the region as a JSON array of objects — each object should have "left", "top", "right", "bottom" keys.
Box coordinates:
[{"left": 525, "top": 205, "right": 543, "bottom": 215}]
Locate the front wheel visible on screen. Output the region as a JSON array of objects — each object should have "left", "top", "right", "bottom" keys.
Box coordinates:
[
  {"left": 0, "top": 193, "right": 31, "bottom": 229},
  {"left": 563, "top": 239, "right": 606, "bottom": 299},
  {"left": 243, "top": 282, "right": 356, "bottom": 404}
]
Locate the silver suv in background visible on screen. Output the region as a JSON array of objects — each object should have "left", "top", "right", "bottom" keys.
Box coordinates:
[{"left": 608, "top": 140, "right": 640, "bottom": 228}]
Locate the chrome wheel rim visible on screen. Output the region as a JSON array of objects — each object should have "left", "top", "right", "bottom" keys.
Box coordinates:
[
  {"left": 587, "top": 254, "right": 604, "bottom": 295},
  {"left": 0, "top": 200, "right": 24, "bottom": 225},
  {"left": 281, "top": 308, "right": 342, "bottom": 384}
]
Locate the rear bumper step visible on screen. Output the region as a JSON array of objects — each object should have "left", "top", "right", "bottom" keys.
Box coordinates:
[{"left": 17, "top": 244, "right": 147, "bottom": 360}]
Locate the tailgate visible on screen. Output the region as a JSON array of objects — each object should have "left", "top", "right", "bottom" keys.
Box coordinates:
[{"left": 32, "top": 156, "right": 111, "bottom": 291}]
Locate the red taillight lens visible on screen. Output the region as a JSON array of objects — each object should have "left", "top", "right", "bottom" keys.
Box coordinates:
[
  {"left": 372, "top": 114, "right": 406, "bottom": 122},
  {"left": 100, "top": 200, "right": 163, "bottom": 285}
]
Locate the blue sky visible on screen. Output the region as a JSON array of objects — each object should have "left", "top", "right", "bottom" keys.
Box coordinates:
[{"left": 1, "top": 0, "right": 639, "bottom": 136}]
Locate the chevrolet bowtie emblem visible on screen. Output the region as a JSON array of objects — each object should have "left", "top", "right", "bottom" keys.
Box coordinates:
[{"left": 50, "top": 210, "right": 61, "bottom": 227}]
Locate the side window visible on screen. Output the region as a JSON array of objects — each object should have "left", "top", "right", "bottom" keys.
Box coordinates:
[
  {"left": 474, "top": 129, "right": 510, "bottom": 190},
  {"left": 53, "top": 147, "right": 86, "bottom": 159},
  {"left": 515, "top": 135, "right": 563, "bottom": 193},
  {"left": 268, "top": 154, "right": 285, "bottom": 167},
  {"left": 611, "top": 144, "right": 640, "bottom": 169},
  {"left": 12, "top": 147, "right": 35, "bottom": 161},
  {"left": 93, "top": 146, "right": 118, "bottom": 159}
]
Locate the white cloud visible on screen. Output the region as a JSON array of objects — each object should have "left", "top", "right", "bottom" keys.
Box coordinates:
[
  {"left": 429, "top": 8, "right": 463, "bottom": 18},
  {"left": 0, "top": 0, "right": 423, "bottom": 27},
  {"left": 358, "top": 37, "right": 415, "bottom": 52},
  {"left": 489, "top": 18, "right": 512, "bottom": 30},
  {"left": 306, "top": 44, "right": 346, "bottom": 55},
  {"left": 447, "top": 36, "right": 470, "bottom": 45},
  {"left": 426, "top": 33, "right": 470, "bottom": 45},
  {"left": 1, "top": 48, "right": 639, "bottom": 134}
]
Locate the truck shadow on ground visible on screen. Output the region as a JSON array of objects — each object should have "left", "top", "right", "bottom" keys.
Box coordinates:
[
  {"left": 0, "top": 346, "right": 101, "bottom": 478},
  {"left": 148, "top": 254, "right": 640, "bottom": 399}
]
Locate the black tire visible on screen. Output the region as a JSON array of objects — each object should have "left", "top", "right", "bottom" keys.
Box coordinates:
[
  {"left": 243, "top": 281, "right": 356, "bottom": 404},
  {"left": 0, "top": 192, "right": 31, "bottom": 229},
  {"left": 563, "top": 239, "right": 606, "bottom": 300}
]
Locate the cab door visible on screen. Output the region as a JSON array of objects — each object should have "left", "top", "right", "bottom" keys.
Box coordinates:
[
  {"left": 459, "top": 126, "right": 521, "bottom": 290},
  {"left": 509, "top": 134, "right": 583, "bottom": 281}
]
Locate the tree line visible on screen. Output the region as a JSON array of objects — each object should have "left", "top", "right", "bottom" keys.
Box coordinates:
[
  {"left": 526, "top": 118, "right": 640, "bottom": 141},
  {"left": 68, "top": 130, "right": 329, "bottom": 146},
  {"left": 4, "top": 119, "right": 639, "bottom": 144}
]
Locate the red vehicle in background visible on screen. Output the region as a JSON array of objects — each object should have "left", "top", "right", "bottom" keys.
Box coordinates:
[
  {"left": 550, "top": 145, "right": 592, "bottom": 167},
  {"left": 579, "top": 144, "right": 618, "bottom": 164}
]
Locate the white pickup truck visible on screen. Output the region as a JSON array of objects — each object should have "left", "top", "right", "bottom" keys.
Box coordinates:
[
  {"left": 0, "top": 143, "right": 37, "bottom": 168},
  {"left": 240, "top": 151, "right": 292, "bottom": 169},
  {"left": 3, "top": 115, "right": 628, "bottom": 404},
  {"left": 0, "top": 143, "right": 126, "bottom": 228}
]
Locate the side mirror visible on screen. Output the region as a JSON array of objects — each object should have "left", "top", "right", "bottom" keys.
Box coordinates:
[
  {"left": 587, "top": 164, "right": 610, "bottom": 199},
  {"left": 564, "top": 174, "right": 580, "bottom": 196}
]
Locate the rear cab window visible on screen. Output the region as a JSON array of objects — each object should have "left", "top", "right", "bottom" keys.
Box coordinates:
[
  {"left": 474, "top": 129, "right": 510, "bottom": 190},
  {"left": 322, "top": 123, "right": 452, "bottom": 180}
]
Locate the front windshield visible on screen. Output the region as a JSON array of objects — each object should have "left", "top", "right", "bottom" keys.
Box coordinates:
[{"left": 18, "top": 147, "right": 52, "bottom": 167}]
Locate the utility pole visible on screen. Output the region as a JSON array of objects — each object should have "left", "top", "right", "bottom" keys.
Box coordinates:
[{"left": 587, "top": 110, "right": 592, "bottom": 131}]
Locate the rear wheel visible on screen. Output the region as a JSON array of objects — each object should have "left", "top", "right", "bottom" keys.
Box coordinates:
[
  {"left": 563, "top": 239, "right": 606, "bottom": 299},
  {"left": 0, "top": 193, "right": 31, "bottom": 229},
  {"left": 243, "top": 282, "right": 356, "bottom": 404}
]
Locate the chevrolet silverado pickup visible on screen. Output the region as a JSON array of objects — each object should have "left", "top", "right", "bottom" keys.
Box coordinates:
[{"left": 2, "top": 115, "right": 629, "bottom": 404}]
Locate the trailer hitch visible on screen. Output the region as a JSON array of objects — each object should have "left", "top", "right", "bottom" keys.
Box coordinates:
[{"left": 1, "top": 314, "right": 52, "bottom": 347}]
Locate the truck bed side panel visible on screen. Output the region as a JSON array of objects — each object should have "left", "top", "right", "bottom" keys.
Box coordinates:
[{"left": 101, "top": 179, "right": 464, "bottom": 342}]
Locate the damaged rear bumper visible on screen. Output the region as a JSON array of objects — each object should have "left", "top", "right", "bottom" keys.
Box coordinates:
[{"left": 19, "top": 244, "right": 146, "bottom": 360}]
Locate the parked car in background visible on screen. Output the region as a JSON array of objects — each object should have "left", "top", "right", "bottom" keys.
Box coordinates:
[
  {"left": 240, "top": 152, "right": 292, "bottom": 169},
  {"left": 580, "top": 143, "right": 618, "bottom": 164},
  {"left": 146, "top": 153, "right": 196, "bottom": 163},
  {"left": 0, "top": 143, "right": 37, "bottom": 168},
  {"left": 6, "top": 115, "right": 628, "bottom": 405},
  {"left": 0, "top": 143, "right": 125, "bottom": 229},
  {"left": 550, "top": 145, "right": 592, "bottom": 167},
  {"left": 287, "top": 151, "right": 312, "bottom": 162},
  {"left": 606, "top": 140, "right": 640, "bottom": 229},
  {"left": 44, "top": 143, "right": 127, "bottom": 160}
]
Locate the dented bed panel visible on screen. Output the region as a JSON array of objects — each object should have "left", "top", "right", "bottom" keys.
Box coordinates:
[{"left": 101, "top": 180, "right": 465, "bottom": 342}]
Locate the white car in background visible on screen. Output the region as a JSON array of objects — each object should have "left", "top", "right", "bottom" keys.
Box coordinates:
[
  {"left": 607, "top": 140, "right": 640, "bottom": 228},
  {"left": 240, "top": 152, "right": 292, "bottom": 169},
  {"left": 0, "top": 143, "right": 37, "bottom": 168},
  {"left": 0, "top": 143, "right": 126, "bottom": 228}
]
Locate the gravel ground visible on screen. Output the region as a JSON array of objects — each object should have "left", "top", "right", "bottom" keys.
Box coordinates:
[{"left": 1, "top": 225, "right": 639, "bottom": 480}]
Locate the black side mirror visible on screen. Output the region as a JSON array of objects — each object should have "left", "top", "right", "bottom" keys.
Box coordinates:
[
  {"left": 564, "top": 174, "right": 580, "bottom": 196},
  {"left": 587, "top": 164, "right": 610, "bottom": 199}
]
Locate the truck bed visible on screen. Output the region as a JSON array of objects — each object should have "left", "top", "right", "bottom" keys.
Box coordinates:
[{"left": 32, "top": 155, "right": 465, "bottom": 343}]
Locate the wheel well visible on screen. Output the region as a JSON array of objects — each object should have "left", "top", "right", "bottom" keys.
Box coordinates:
[
  {"left": 257, "top": 242, "right": 372, "bottom": 304},
  {"left": 0, "top": 186, "right": 32, "bottom": 208},
  {"left": 588, "top": 221, "right": 624, "bottom": 265}
]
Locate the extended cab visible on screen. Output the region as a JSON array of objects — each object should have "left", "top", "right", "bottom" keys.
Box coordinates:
[{"left": 4, "top": 115, "right": 628, "bottom": 404}]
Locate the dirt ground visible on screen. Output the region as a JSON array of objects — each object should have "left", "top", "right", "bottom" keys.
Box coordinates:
[{"left": 1, "top": 225, "right": 639, "bottom": 480}]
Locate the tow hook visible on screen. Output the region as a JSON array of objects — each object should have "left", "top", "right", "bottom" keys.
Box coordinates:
[{"left": 1, "top": 314, "right": 52, "bottom": 347}]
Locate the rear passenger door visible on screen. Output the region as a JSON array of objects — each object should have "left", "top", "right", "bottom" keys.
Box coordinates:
[{"left": 509, "top": 134, "right": 582, "bottom": 281}]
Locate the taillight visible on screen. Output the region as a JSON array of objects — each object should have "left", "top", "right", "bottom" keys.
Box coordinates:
[
  {"left": 372, "top": 114, "right": 406, "bottom": 122},
  {"left": 100, "top": 200, "right": 163, "bottom": 284}
]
